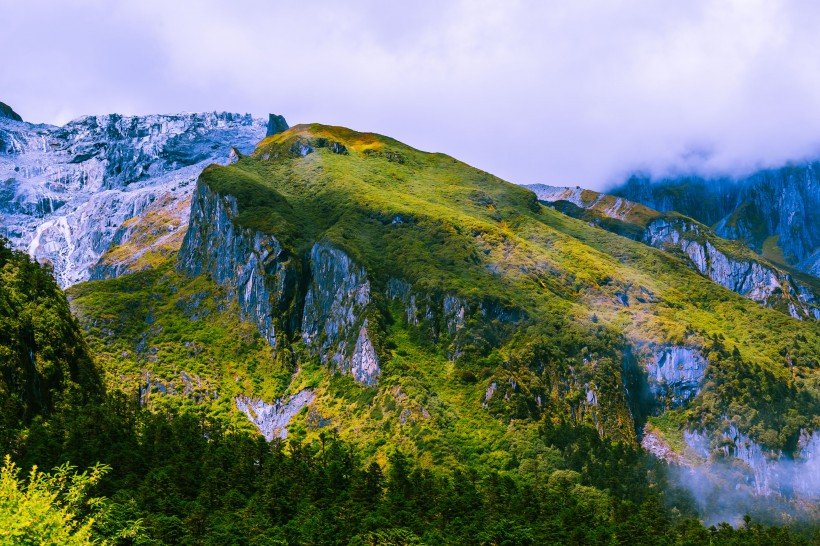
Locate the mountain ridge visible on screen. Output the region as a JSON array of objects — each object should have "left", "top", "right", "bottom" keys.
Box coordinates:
[
  {"left": 610, "top": 166, "right": 820, "bottom": 277},
  {"left": 0, "top": 109, "right": 285, "bottom": 286},
  {"left": 527, "top": 183, "right": 820, "bottom": 320}
]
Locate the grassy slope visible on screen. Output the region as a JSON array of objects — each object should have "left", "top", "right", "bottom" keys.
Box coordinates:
[
  {"left": 68, "top": 263, "right": 289, "bottom": 435},
  {"left": 544, "top": 188, "right": 820, "bottom": 317},
  {"left": 69, "top": 124, "right": 820, "bottom": 471}
]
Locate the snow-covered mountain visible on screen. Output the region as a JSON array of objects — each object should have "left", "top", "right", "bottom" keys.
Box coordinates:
[{"left": 0, "top": 107, "right": 278, "bottom": 287}]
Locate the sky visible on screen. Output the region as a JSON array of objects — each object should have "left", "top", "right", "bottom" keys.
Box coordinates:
[{"left": 4, "top": 0, "right": 820, "bottom": 190}]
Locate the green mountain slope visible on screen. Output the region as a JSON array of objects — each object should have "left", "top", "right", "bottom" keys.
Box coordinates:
[
  {"left": 0, "top": 122, "right": 815, "bottom": 541},
  {"left": 66, "top": 124, "right": 820, "bottom": 473},
  {"left": 527, "top": 184, "right": 820, "bottom": 320},
  {"left": 0, "top": 237, "right": 102, "bottom": 455}
]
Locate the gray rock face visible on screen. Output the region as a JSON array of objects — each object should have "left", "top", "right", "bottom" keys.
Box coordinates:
[
  {"left": 0, "top": 111, "right": 268, "bottom": 286},
  {"left": 682, "top": 426, "right": 820, "bottom": 498},
  {"left": 302, "top": 242, "right": 380, "bottom": 385},
  {"left": 644, "top": 217, "right": 820, "bottom": 319},
  {"left": 645, "top": 346, "right": 707, "bottom": 407},
  {"left": 613, "top": 169, "right": 820, "bottom": 276},
  {"left": 266, "top": 114, "right": 289, "bottom": 137},
  {"left": 178, "top": 182, "right": 299, "bottom": 347},
  {"left": 236, "top": 390, "right": 315, "bottom": 441},
  {"left": 179, "top": 179, "right": 382, "bottom": 385}
]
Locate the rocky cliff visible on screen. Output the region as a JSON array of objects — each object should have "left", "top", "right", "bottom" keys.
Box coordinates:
[
  {"left": 530, "top": 184, "right": 820, "bottom": 319},
  {"left": 178, "top": 181, "right": 297, "bottom": 348},
  {"left": 0, "top": 107, "right": 285, "bottom": 286},
  {"left": 178, "top": 177, "right": 383, "bottom": 388},
  {"left": 644, "top": 346, "right": 707, "bottom": 408},
  {"left": 612, "top": 168, "right": 820, "bottom": 276}
]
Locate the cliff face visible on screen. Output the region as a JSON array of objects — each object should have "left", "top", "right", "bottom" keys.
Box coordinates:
[
  {"left": 178, "top": 179, "right": 383, "bottom": 387},
  {"left": 645, "top": 346, "right": 707, "bottom": 408},
  {"left": 178, "top": 181, "right": 298, "bottom": 348},
  {"left": 612, "top": 167, "right": 820, "bottom": 276},
  {"left": 0, "top": 111, "right": 271, "bottom": 286},
  {"left": 530, "top": 184, "right": 820, "bottom": 320},
  {"left": 644, "top": 218, "right": 820, "bottom": 319}
]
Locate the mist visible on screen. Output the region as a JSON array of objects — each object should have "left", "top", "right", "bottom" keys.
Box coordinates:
[
  {"left": 667, "top": 429, "right": 820, "bottom": 527},
  {"left": 4, "top": 0, "right": 820, "bottom": 189}
]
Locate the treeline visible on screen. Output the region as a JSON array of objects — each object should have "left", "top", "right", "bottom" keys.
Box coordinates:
[{"left": 6, "top": 395, "right": 813, "bottom": 545}]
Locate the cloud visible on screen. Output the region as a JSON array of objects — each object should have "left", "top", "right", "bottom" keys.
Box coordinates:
[{"left": 3, "top": 0, "right": 820, "bottom": 189}]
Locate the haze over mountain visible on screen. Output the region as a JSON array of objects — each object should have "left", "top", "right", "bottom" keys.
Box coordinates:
[
  {"left": 6, "top": 1, "right": 820, "bottom": 190},
  {"left": 609, "top": 168, "right": 820, "bottom": 277}
]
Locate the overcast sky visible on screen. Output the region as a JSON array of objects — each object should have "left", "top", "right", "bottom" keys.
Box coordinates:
[{"left": 4, "top": 0, "right": 820, "bottom": 190}]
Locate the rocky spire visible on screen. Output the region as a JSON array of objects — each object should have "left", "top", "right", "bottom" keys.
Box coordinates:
[
  {"left": 266, "top": 114, "right": 288, "bottom": 136},
  {"left": 0, "top": 102, "right": 22, "bottom": 122}
]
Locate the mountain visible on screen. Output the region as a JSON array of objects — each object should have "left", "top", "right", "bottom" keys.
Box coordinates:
[
  {"left": 5, "top": 114, "right": 820, "bottom": 540},
  {"left": 0, "top": 107, "right": 285, "bottom": 287},
  {"left": 527, "top": 184, "right": 820, "bottom": 320},
  {"left": 611, "top": 167, "right": 820, "bottom": 276},
  {"left": 66, "top": 124, "right": 820, "bottom": 504}
]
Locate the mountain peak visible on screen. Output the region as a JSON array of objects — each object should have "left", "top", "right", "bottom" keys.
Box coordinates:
[
  {"left": 266, "top": 113, "right": 288, "bottom": 136},
  {"left": 0, "top": 101, "right": 22, "bottom": 122}
]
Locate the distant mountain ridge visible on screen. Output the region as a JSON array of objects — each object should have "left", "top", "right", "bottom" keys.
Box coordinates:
[
  {"left": 611, "top": 165, "right": 820, "bottom": 276},
  {"left": 527, "top": 184, "right": 820, "bottom": 320},
  {"left": 0, "top": 104, "right": 287, "bottom": 287}
]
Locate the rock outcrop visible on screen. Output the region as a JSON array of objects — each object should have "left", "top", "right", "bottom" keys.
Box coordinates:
[
  {"left": 0, "top": 102, "right": 22, "bottom": 122},
  {"left": 645, "top": 346, "right": 707, "bottom": 408},
  {"left": 385, "top": 277, "right": 524, "bottom": 361},
  {"left": 179, "top": 182, "right": 381, "bottom": 385},
  {"left": 266, "top": 114, "right": 289, "bottom": 137},
  {"left": 178, "top": 182, "right": 298, "bottom": 348},
  {"left": 302, "top": 242, "right": 380, "bottom": 385},
  {"left": 236, "top": 390, "right": 315, "bottom": 441},
  {"left": 532, "top": 184, "right": 820, "bottom": 319},
  {"left": 0, "top": 111, "right": 268, "bottom": 286}
]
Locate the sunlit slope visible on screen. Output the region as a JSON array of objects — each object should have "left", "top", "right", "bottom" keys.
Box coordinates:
[
  {"left": 70, "top": 124, "right": 820, "bottom": 471},
  {"left": 233, "top": 124, "right": 820, "bottom": 365}
]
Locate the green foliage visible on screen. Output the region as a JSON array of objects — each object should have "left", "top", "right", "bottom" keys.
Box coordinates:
[
  {"left": 0, "top": 455, "right": 112, "bottom": 545},
  {"left": 13, "top": 394, "right": 813, "bottom": 545},
  {"left": 0, "top": 237, "right": 102, "bottom": 456}
]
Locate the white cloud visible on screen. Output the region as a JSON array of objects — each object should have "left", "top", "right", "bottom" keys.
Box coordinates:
[{"left": 3, "top": 0, "right": 820, "bottom": 189}]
